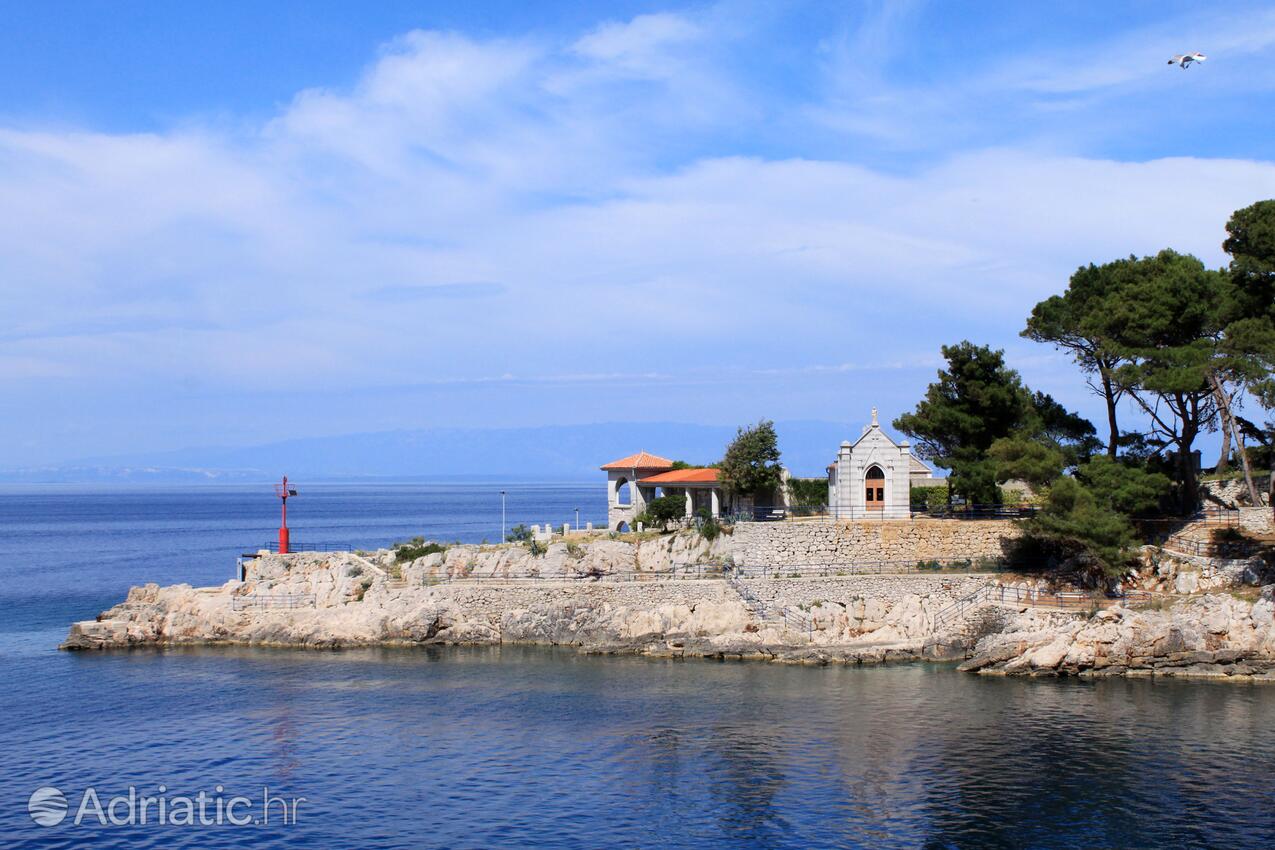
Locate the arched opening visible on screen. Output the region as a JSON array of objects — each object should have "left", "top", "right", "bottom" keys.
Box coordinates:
[
  {"left": 615, "top": 478, "right": 632, "bottom": 506},
  {"left": 615, "top": 521, "right": 630, "bottom": 533},
  {"left": 865, "top": 465, "right": 885, "bottom": 511}
]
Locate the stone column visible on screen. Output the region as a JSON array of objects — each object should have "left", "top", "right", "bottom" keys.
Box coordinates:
[
  {"left": 710, "top": 488, "right": 720, "bottom": 517},
  {"left": 685, "top": 488, "right": 694, "bottom": 518}
]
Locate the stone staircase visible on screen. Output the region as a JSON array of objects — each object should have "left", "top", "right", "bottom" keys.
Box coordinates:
[{"left": 724, "top": 569, "right": 812, "bottom": 635}]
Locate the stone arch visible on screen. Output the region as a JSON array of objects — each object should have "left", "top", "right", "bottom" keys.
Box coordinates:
[
  {"left": 615, "top": 477, "right": 632, "bottom": 506},
  {"left": 615, "top": 520, "right": 630, "bottom": 532},
  {"left": 865, "top": 464, "right": 885, "bottom": 511}
]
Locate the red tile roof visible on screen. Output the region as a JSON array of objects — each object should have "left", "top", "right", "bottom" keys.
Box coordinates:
[
  {"left": 638, "top": 468, "right": 719, "bottom": 485},
  {"left": 600, "top": 451, "right": 675, "bottom": 471}
]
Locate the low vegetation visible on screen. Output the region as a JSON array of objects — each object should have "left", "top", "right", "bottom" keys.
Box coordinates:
[{"left": 393, "top": 537, "right": 449, "bottom": 563}]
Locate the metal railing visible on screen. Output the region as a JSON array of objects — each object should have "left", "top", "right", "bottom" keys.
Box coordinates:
[
  {"left": 1160, "top": 536, "right": 1257, "bottom": 560},
  {"left": 231, "top": 593, "right": 316, "bottom": 611},
  {"left": 725, "top": 570, "right": 779, "bottom": 623},
  {"left": 259, "top": 542, "right": 355, "bottom": 554},
  {"left": 727, "top": 504, "right": 1038, "bottom": 522},
  {"left": 727, "top": 559, "right": 1006, "bottom": 578},
  {"left": 932, "top": 585, "right": 995, "bottom": 631},
  {"left": 915, "top": 504, "right": 1038, "bottom": 519},
  {"left": 414, "top": 562, "right": 729, "bottom": 585},
  {"left": 1138, "top": 508, "right": 1240, "bottom": 530},
  {"left": 932, "top": 585, "right": 1156, "bottom": 632}
]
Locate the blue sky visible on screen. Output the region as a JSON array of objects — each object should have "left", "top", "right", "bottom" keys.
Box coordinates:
[{"left": 3, "top": 1, "right": 1275, "bottom": 466}]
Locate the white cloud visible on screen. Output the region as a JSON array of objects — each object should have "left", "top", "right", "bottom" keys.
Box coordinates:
[{"left": 1, "top": 7, "right": 1273, "bottom": 463}]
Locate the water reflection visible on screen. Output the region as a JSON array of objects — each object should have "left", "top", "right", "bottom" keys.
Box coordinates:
[{"left": 4, "top": 648, "right": 1275, "bottom": 849}]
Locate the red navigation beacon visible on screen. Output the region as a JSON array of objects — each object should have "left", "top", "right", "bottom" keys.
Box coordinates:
[{"left": 275, "top": 475, "right": 298, "bottom": 554}]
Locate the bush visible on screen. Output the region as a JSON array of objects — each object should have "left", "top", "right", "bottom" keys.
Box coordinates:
[
  {"left": 788, "top": 477, "right": 828, "bottom": 507},
  {"left": 393, "top": 536, "right": 448, "bottom": 563},
  {"left": 506, "top": 524, "right": 532, "bottom": 543},
  {"left": 644, "top": 495, "right": 687, "bottom": 530},
  {"left": 1213, "top": 526, "right": 1246, "bottom": 543},
  {"left": 910, "top": 485, "right": 949, "bottom": 512},
  {"left": 565, "top": 541, "right": 584, "bottom": 559},
  {"left": 699, "top": 516, "right": 722, "bottom": 541},
  {"left": 528, "top": 538, "right": 548, "bottom": 557}
]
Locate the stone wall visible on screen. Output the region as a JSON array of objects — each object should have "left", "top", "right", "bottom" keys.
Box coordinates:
[
  {"left": 1239, "top": 507, "right": 1274, "bottom": 535},
  {"left": 418, "top": 573, "right": 988, "bottom": 624},
  {"left": 732, "top": 519, "right": 1021, "bottom": 567},
  {"left": 1203, "top": 475, "right": 1272, "bottom": 508}
]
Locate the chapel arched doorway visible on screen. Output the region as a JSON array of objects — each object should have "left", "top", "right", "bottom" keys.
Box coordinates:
[{"left": 865, "top": 465, "right": 885, "bottom": 511}]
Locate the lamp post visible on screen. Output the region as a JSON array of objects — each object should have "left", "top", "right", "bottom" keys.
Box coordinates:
[
  {"left": 500, "top": 490, "right": 507, "bottom": 543},
  {"left": 574, "top": 507, "right": 580, "bottom": 531}
]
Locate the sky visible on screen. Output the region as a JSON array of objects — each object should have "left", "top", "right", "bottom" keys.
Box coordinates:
[{"left": 3, "top": 0, "right": 1275, "bottom": 468}]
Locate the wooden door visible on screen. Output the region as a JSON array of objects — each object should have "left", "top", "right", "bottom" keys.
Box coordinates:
[{"left": 865, "top": 466, "right": 885, "bottom": 511}]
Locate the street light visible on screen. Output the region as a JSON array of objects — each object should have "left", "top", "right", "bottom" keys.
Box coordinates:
[
  {"left": 574, "top": 507, "right": 580, "bottom": 531},
  {"left": 500, "top": 490, "right": 507, "bottom": 543}
]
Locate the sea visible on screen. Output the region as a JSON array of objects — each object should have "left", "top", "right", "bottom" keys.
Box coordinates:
[{"left": 2, "top": 483, "right": 1275, "bottom": 849}]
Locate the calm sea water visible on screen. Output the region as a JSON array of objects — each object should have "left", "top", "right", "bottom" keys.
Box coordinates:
[{"left": 3, "top": 484, "right": 1275, "bottom": 849}]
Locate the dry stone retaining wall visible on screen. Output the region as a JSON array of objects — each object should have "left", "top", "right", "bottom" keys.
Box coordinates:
[
  {"left": 419, "top": 573, "right": 988, "bottom": 623},
  {"left": 732, "top": 519, "right": 1021, "bottom": 567}
]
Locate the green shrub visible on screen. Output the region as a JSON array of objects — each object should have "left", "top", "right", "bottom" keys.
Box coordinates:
[
  {"left": 565, "top": 541, "right": 584, "bottom": 559},
  {"left": 699, "top": 517, "right": 721, "bottom": 541},
  {"left": 347, "top": 564, "right": 364, "bottom": 577},
  {"left": 393, "top": 536, "right": 448, "bottom": 563},
  {"left": 788, "top": 477, "right": 828, "bottom": 507},
  {"left": 644, "top": 494, "right": 688, "bottom": 531},
  {"left": 910, "top": 485, "right": 949, "bottom": 512},
  {"left": 528, "top": 538, "right": 548, "bottom": 557},
  {"left": 506, "top": 524, "right": 532, "bottom": 543}
]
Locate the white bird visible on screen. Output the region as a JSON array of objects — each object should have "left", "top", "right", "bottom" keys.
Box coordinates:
[{"left": 1168, "top": 52, "right": 1206, "bottom": 69}]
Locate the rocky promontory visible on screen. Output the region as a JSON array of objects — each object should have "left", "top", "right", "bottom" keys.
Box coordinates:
[
  {"left": 60, "top": 526, "right": 1275, "bottom": 681},
  {"left": 959, "top": 585, "right": 1275, "bottom": 681},
  {"left": 60, "top": 532, "right": 988, "bottom": 663}
]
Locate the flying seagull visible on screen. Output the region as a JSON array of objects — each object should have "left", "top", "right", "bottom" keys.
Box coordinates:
[{"left": 1168, "top": 52, "right": 1206, "bottom": 69}]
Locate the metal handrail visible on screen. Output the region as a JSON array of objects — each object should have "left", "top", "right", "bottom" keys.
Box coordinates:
[
  {"left": 932, "top": 585, "right": 1156, "bottom": 631},
  {"left": 260, "top": 542, "right": 355, "bottom": 554},
  {"left": 726, "top": 559, "right": 1006, "bottom": 578},
  {"left": 231, "top": 593, "right": 316, "bottom": 611},
  {"left": 727, "top": 504, "right": 1039, "bottom": 522},
  {"left": 1160, "top": 537, "right": 1256, "bottom": 559},
  {"left": 416, "top": 562, "right": 729, "bottom": 585}
]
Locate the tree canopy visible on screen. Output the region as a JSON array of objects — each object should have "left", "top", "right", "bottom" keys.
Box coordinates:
[
  {"left": 893, "top": 342, "right": 1092, "bottom": 503},
  {"left": 1024, "top": 457, "right": 1171, "bottom": 578},
  {"left": 1023, "top": 262, "right": 1132, "bottom": 457},
  {"left": 642, "top": 494, "right": 687, "bottom": 530},
  {"left": 718, "top": 420, "right": 783, "bottom": 500}
]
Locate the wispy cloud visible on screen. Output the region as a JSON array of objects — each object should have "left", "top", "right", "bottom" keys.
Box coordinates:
[
  {"left": 1, "top": 3, "right": 1273, "bottom": 462},
  {"left": 361, "top": 282, "right": 506, "bottom": 302}
]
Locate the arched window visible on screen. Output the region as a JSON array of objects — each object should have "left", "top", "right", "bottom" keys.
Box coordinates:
[
  {"left": 615, "top": 478, "right": 632, "bottom": 506},
  {"left": 865, "top": 465, "right": 885, "bottom": 510},
  {"left": 615, "top": 521, "right": 630, "bottom": 533}
]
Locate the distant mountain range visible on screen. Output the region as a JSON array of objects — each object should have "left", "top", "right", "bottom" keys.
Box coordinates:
[{"left": 1, "top": 420, "right": 878, "bottom": 483}]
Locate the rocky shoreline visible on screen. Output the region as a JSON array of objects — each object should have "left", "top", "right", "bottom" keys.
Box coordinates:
[
  {"left": 60, "top": 531, "right": 1275, "bottom": 682},
  {"left": 958, "top": 586, "right": 1275, "bottom": 681}
]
